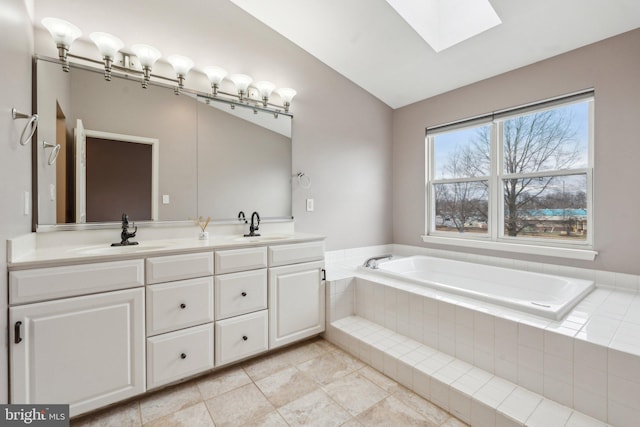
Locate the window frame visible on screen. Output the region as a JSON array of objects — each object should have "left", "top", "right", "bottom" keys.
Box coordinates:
[{"left": 424, "top": 91, "right": 596, "bottom": 260}]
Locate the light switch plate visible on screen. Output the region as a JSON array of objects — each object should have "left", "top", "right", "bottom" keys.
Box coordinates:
[
  {"left": 162, "top": 195, "right": 170, "bottom": 204},
  {"left": 24, "top": 191, "right": 29, "bottom": 215},
  {"left": 306, "top": 198, "right": 314, "bottom": 212}
]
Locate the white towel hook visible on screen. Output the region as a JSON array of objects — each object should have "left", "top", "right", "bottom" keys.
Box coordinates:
[
  {"left": 42, "top": 140, "right": 61, "bottom": 165},
  {"left": 12, "top": 108, "right": 39, "bottom": 146}
]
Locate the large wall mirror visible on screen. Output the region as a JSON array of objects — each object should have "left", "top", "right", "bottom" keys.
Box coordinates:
[{"left": 34, "top": 57, "right": 293, "bottom": 229}]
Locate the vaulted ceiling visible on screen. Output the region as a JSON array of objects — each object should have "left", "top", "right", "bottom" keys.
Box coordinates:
[{"left": 33, "top": 0, "right": 640, "bottom": 109}]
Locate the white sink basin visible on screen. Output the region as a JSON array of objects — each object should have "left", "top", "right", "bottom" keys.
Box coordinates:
[
  {"left": 233, "top": 234, "right": 292, "bottom": 243},
  {"left": 71, "top": 244, "right": 170, "bottom": 256}
]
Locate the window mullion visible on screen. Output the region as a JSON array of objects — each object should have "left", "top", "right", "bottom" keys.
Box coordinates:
[
  {"left": 501, "top": 168, "right": 589, "bottom": 180},
  {"left": 426, "top": 135, "right": 433, "bottom": 235},
  {"left": 490, "top": 121, "right": 501, "bottom": 241},
  {"left": 431, "top": 176, "right": 491, "bottom": 185}
]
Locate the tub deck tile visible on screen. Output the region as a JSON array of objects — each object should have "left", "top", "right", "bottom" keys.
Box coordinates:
[{"left": 329, "top": 315, "right": 611, "bottom": 427}]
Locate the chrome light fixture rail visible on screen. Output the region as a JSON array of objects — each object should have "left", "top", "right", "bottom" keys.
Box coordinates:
[{"left": 40, "top": 17, "right": 296, "bottom": 117}]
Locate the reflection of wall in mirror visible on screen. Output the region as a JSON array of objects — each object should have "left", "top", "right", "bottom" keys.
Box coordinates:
[
  {"left": 196, "top": 101, "right": 292, "bottom": 220},
  {"left": 36, "top": 60, "right": 72, "bottom": 225}
]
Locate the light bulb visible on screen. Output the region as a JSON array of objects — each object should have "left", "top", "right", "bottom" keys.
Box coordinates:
[
  {"left": 131, "top": 44, "right": 162, "bottom": 88},
  {"left": 228, "top": 74, "right": 253, "bottom": 99},
  {"left": 253, "top": 81, "right": 276, "bottom": 106},
  {"left": 42, "top": 17, "right": 81, "bottom": 48},
  {"left": 168, "top": 55, "right": 194, "bottom": 91},
  {"left": 168, "top": 55, "right": 194, "bottom": 77},
  {"left": 203, "top": 66, "right": 227, "bottom": 96},
  {"left": 90, "top": 32, "right": 124, "bottom": 59},
  {"left": 42, "top": 17, "right": 82, "bottom": 71},
  {"left": 89, "top": 32, "right": 124, "bottom": 81},
  {"left": 276, "top": 88, "right": 297, "bottom": 111},
  {"left": 131, "top": 44, "right": 162, "bottom": 68}
]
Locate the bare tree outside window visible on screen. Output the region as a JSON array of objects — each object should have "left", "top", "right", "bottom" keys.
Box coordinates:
[{"left": 483, "top": 107, "right": 584, "bottom": 237}]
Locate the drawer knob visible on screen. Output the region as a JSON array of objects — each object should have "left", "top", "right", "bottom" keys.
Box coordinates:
[
  {"left": 180, "top": 303, "right": 187, "bottom": 309},
  {"left": 180, "top": 353, "right": 187, "bottom": 359},
  {"left": 241, "top": 292, "right": 247, "bottom": 297},
  {"left": 242, "top": 335, "right": 248, "bottom": 341}
]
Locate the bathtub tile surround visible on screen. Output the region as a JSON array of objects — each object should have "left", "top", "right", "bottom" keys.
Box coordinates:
[
  {"left": 325, "top": 244, "right": 640, "bottom": 427},
  {"left": 329, "top": 316, "right": 605, "bottom": 427},
  {"left": 71, "top": 337, "right": 466, "bottom": 426}
]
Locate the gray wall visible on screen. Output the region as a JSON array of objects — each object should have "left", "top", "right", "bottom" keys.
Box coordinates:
[
  {"left": 393, "top": 28, "right": 640, "bottom": 274},
  {"left": 0, "top": 0, "right": 33, "bottom": 404},
  {"left": 197, "top": 101, "right": 291, "bottom": 220}
]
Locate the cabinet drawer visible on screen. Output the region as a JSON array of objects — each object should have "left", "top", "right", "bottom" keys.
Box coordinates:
[
  {"left": 9, "top": 259, "right": 144, "bottom": 304},
  {"left": 215, "top": 270, "right": 267, "bottom": 320},
  {"left": 268, "top": 241, "right": 324, "bottom": 267},
  {"left": 146, "top": 252, "right": 213, "bottom": 284},
  {"left": 146, "top": 277, "right": 214, "bottom": 336},
  {"left": 147, "top": 323, "right": 214, "bottom": 390},
  {"left": 215, "top": 310, "right": 268, "bottom": 367},
  {"left": 214, "top": 247, "right": 267, "bottom": 274}
]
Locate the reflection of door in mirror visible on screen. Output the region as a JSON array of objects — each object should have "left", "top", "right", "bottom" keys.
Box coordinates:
[{"left": 74, "top": 120, "right": 159, "bottom": 223}]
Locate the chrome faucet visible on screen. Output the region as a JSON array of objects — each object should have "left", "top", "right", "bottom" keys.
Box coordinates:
[
  {"left": 111, "top": 213, "right": 138, "bottom": 246},
  {"left": 362, "top": 255, "right": 392, "bottom": 269},
  {"left": 244, "top": 211, "right": 261, "bottom": 237}
]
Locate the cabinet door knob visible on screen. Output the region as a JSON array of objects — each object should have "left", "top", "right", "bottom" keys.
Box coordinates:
[
  {"left": 180, "top": 303, "right": 187, "bottom": 309},
  {"left": 242, "top": 335, "right": 248, "bottom": 341},
  {"left": 241, "top": 292, "right": 247, "bottom": 297},
  {"left": 180, "top": 353, "right": 187, "bottom": 359}
]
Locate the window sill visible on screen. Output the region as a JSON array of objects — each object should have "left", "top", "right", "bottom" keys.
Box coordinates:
[{"left": 420, "top": 235, "right": 597, "bottom": 261}]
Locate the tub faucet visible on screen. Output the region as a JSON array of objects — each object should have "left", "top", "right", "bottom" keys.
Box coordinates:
[
  {"left": 244, "top": 211, "right": 261, "bottom": 237},
  {"left": 112, "top": 213, "right": 138, "bottom": 246},
  {"left": 363, "top": 255, "right": 392, "bottom": 269}
]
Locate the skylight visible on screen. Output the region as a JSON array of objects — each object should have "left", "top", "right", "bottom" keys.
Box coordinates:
[{"left": 385, "top": 0, "right": 501, "bottom": 52}]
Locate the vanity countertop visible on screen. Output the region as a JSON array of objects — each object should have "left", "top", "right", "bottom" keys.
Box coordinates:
[{"left": 8, "top": 232, "right": 325, "bottom": 270}]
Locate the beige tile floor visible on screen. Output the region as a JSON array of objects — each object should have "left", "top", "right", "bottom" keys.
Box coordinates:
[{"left": 72, "top": 337, "right": 468, "bottom": 427}]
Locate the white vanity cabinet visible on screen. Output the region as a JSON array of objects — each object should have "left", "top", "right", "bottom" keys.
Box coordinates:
[
  {"left": 214, "top": 247, "right": 269, "bottom": 366},
  {"left": 268, "top": 242, "right": 325, "bottom": 349},
  {"left": 6, "top": 235, "right": 326, "bottom": 417},
  {"left": 145, "top": 252, "right": 214, "bottom": 390},
  {"left": 9, "top": 261, "right": 146, "bottom": 417}
]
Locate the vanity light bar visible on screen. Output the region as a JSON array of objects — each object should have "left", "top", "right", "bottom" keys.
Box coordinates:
[
  {"left": 35, "top": 54, "right": 294, "bottom": 120},
  {"left": 41, "top": 17, "right": 296, "bottom": 114}
]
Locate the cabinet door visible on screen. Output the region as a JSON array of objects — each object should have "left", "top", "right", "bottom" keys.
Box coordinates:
[
  {"left": 10, "top": 288, "right": 145, "bottom": 417},
  {"left": 268, "top": 261, "right": 325, "bottom": 349}
]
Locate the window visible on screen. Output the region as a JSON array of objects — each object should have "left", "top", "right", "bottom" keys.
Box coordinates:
[{"left": 426, "top": 92, "right": 593, "bottom": 253}]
